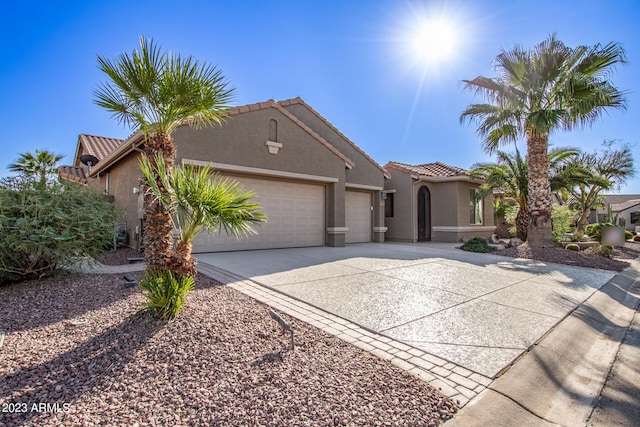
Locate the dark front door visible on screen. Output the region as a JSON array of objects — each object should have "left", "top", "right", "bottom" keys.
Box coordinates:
[{"left": 417, "top": 186, "right": 431, "bottom": 241}]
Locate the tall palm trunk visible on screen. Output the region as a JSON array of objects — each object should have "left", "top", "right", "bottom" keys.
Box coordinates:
[
  {"left": 526, "top": 131, "right": 554, "bottom": 247},
  {"left": 143, "top": 134, "right": 177, "bottom": 269}
]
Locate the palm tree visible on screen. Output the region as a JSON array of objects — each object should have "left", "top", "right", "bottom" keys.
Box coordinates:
[
  {"left": 8, "top": 149, "right": 64, "bottom": 188},
  {"left": 569, "top": 142, "right": 635, "bottom": 234},
  {"left": 94, "top": 36, "right": 235, "bottom": 270},
  {"left": 140, "top": 155, "right": 266, "bottom": 278},
  {"left": 471, "top": 147, "right": 581, "bottom": 241},
  {"left": 460, "top": 34, "right": 627, "bottom": 247},
  {"left": 472, "top": 149, "right": 528, "bottom": 240}
]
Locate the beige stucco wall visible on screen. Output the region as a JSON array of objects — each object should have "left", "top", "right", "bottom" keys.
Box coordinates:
[
  {"left": 95, "top": 152, "right": 144, "bottom": 249},
  {"left": 173, "top": 106, "right": 386, "bottom": 246},
  {"left": 89, "top": 105, "right": 387, "bottom": 250},
  {"left": 384, "top": 168, "right": 494, "bottom": 243},
  {"left": 174, "top": 109, "right": 346, "bottom": 180},
  {"left": 280, "top": 103, "right": 383, "bottom": 186},
  {"left": 383, "top": 169, "right": 414, "bottom": 241}
]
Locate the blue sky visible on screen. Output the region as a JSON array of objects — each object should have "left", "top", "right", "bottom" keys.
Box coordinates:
[{"left": 1, "top": 0, "right": 638, "bottom": 192}]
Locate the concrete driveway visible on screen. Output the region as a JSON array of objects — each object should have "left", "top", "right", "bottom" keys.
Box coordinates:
[{"left": 196, "top": 242, "right": 615, "bottom": 378}]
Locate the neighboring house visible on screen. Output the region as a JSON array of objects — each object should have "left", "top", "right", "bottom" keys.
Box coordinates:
[
  {"left": 592, "top": 195, "right": 640, "bottom": 231},
  {"left": 383, "top": 162, "right": 494, "bottom": 243},
  {"left": 59, "top": 98, "right": 388, "bottom": 253}
]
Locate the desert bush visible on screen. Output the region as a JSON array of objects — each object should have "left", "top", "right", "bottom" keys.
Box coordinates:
[
  {"left": 461, "top": 237, "right": 494, "bottom": 253},
  {"left": 585, "top": 244, "right": 614, "bottom": 258},
  {"left": 139, "top": 269, "right": 195, "bottom": 319},
  {"left": 564, "top": 243, "right": 581, "bottom": 252},
  {"left": 0, "top": 178, "right": 122, "bottom": 283},
  {"left": 624, "top": 229, "right": 633, "bottom": 240}
]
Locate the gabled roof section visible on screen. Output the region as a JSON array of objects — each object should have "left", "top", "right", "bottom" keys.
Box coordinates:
[
  {"left": 277, "top": 97, "right": 389, "bottom": 177},
  {"left": 58, "top": 165, "right": 90, "bottom": 184},
  {"left": 611, "top": 199, "right": 640, "bottom": 212},
  {"left": 222, "top": 99, "right": 355, "bottom": 168},
  {"left": 385, "top": 161, "right": 469, "bottom": 178},
  {"left": 68, "top": 98, "right": 367, "bottom": 178},
  {"left": 603, "top": 194, "right": 640, "bottom": 206},
  {"left": 75, "top": 134, "right": 125, "bottom": 165}
]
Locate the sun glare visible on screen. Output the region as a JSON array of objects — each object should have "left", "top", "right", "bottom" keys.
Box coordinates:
[{"left": 411, "top": 18, "right": 459, "bottom": 63}]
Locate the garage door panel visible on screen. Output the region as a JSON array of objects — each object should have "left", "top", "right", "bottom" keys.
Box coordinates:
[
  {"left": 346, "top": 191, "right": 371, "bottom": 243},
  {"left": 193, "top": 176, "right": 325, "bottom": 253}
]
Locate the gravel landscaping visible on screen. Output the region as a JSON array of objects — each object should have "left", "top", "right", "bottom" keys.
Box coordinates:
[
  {"left": 0, "top": 272, "right": 457, "bottom": 426},
  {"left": 492, "top": 242, "right": 640, "bottom": 271}
]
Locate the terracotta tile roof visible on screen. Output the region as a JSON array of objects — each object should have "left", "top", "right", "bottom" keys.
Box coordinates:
[
  {"left": 386, "top": 161, "right": 469, "bottom": 177},
  {"left": 58, "top": 165, "right": 89, "bottom": 184},
  {"left": 78, "top": 134, "right": 125, "bottom": 162}
]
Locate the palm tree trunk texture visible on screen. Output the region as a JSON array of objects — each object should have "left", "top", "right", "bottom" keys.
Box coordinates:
[
  {"left": 526, "top": 132, "right": 554, "bottom": 247},
  {"left": 142, "top": 134, "right": 177, "bottom": 269},
  {"left": 169, "top": 240, "right": 197, "bottom": 278},
  {"left": 515, "top": 208, "right": 529, "bottom": 241}
]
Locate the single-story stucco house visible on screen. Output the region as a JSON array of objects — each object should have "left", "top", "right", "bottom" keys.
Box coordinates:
[
  {"left": 60, "top": 98, "right": 389, "bottom": 253},
  {"left": 59, "top": 97, "right": 494, "bottom": 252},
  {"left": 383, "top": 161, "right": 494, "bottom": 243}
]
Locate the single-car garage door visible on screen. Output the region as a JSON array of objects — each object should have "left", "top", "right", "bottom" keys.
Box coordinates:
[
  {"left": 192, "top": 176, "right": 325, "bottom": 253},
  {"left": 346, "top": 191, "right": 371, "bottom": 243}
]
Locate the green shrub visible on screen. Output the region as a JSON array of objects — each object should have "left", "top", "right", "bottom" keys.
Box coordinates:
[
  {"left": 585, "top": 244, "right": 614, "bottom": 258},
  {"left": 552, "top": 205, "right": 578, "bottom": 244},
  {"left": 139, "top": 269, "right": 195, "bottom": 319},
  {"left": 624, "top": 230, "right": 633, "bottom": 240},
  {"left": 461, "top": 237, "right": 494, "bottom": 253},
  {"left": 0, "top": 178, "right": 122, "bottom": 283},
  {"left": 564, "top": 243, "right": 581, "bottom": 252},
  {"left": 584, "top": 222, "right": 616, "bottom": 242}
]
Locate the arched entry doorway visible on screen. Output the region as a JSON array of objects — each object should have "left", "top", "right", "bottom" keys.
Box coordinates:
[{"left": 417, "top": 186, "right": 431, "bottom": 241}]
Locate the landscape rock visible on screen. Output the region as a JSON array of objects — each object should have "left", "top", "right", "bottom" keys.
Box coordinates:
[{"left": 0, "top": 273, "right": 457, "bottom": 426}]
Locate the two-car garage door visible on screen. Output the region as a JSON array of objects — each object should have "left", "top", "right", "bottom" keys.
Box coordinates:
[
  {"left": 191, "top": 177, "right": 373, "bottom": 253},
  {"left": 192, "top": 176, "right": 325, "bottom": 253}
]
